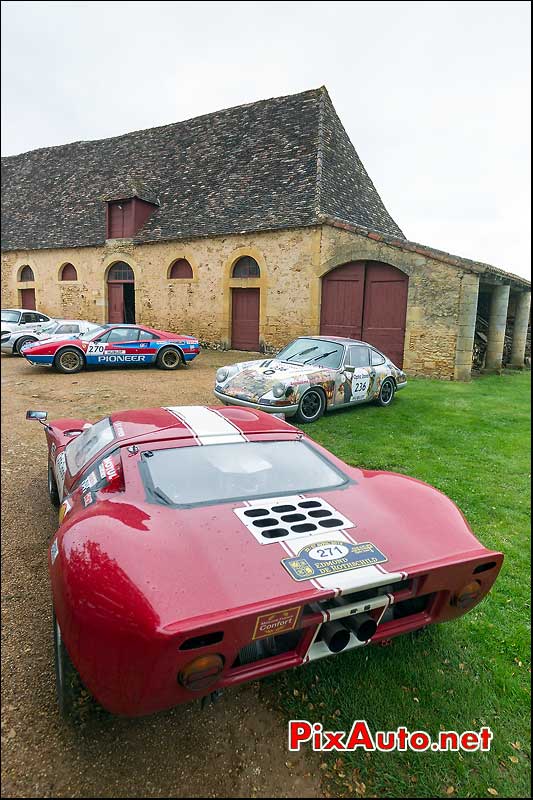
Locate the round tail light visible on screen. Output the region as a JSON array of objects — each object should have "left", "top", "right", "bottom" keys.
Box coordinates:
[
  {"left": 178, "top": 654, "right": 224, "bottom": 692},
  {"left": 453, "top": 580, "right": 482, "bottom": 609}
]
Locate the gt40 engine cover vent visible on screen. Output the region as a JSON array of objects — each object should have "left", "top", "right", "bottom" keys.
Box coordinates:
[{"left": 234, "top": 495, "right": 355, "bottom": 545}]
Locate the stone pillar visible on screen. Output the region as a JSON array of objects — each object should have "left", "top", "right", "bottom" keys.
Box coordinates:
[
  {"left": 454, "top": 273, "right": 479, "bottom": 380},
  {"left": 511, "top": 291, "right": 531, "bottom": 368},
  {"left": 485, "top": 284, "right": 511, "bottom": 370}
]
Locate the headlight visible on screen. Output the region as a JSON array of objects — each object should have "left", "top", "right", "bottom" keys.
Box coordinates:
[
  {"left": 272, "top": 382, "right": 286, "bottom": 398},
  {"left": 216, "top": 367, "right": 229, "bottom": 383}
]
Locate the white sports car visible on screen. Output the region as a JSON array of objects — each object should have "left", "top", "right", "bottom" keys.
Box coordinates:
[
  {"left": 214, "top": 336, "right": 407, "bottom": 423},
  {"left": 1, "top": 319, "right": 101, "bottom": 355}
]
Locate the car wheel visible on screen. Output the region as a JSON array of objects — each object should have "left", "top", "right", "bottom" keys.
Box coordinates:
[
  {"left": 15, "top": 336, "right": 38, "bottom": 354},
  {"left": 376, "top": 378, "right": 396, "bottom": 407},
  {"left": 53, "top": 610, "right": 82, "bottom": 720},
  {"left": 54, "top": 348, "right": 84, "bottom": 374},
  {"left": 294, "top": 388, "right": 325, "bottom": 424},
  {"left": 48, "top": 462, "right": 60, "bottom": 508},
  {"left": 156, "top": 347, "right": 183, "bottom": 370}
]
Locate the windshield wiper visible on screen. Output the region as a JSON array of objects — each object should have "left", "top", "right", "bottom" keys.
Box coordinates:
[
  {"left": 152, "top": 485, "right": 174, "bottom": 506},
  {"left": 304, "top": 350, "right": 338, "bottom": 365},
  {"left": 285, "top": 346, "right": 318, "bottom": 362}
]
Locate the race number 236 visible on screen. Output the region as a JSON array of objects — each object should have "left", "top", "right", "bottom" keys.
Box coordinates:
[{"left": 351, "top": 377, "right": 370, "bottom": 400}]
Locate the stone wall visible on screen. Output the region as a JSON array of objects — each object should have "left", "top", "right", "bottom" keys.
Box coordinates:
[
  {"left": 0, "top": 227, "right": 321, "bottom": 351},
  {"left": 1, "top": 223, "right": 478, "bottom": 379}
]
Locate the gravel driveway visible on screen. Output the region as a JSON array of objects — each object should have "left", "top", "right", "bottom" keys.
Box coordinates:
[{"left": 1, "top": 351, "right": 323, "bottom": 798}]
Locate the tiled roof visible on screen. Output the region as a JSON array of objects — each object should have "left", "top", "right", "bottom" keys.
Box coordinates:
[
  {"left": 1, "top": 87, "right": 404, "bottom": 251},
  {"left": 323, "top": 215, "right": 531, "bottom": 289}
]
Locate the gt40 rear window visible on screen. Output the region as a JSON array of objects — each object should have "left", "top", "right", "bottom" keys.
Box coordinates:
[
  {"left": 141, "top": 440, "right": 347, "bottom": 507},
  {"left": 65, "top": 417, "right": 115, "bottom": 475}
]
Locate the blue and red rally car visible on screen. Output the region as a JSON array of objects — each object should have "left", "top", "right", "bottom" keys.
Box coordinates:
[{"left": 21, "top": 323, "right": 200, "bottom": 374}]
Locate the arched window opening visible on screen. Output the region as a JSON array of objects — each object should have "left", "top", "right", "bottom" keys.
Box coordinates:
[
  {"left": 108, "top": 262, "right": 134, "bottom": 282},
  {"left": 169, "top": 258, "right": 193, "bottom": 279},
  {"left": 60, "top": 263, "right": 78, "bottom": 281},
  {"left": 19, "top": 266, "right": 34, "bottom": 282},
  {"left": 232, "top": 256, "right": 260, "bottom": 278}
]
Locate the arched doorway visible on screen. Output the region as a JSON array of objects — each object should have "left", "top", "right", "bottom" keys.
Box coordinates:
[
  {"left": 107, "top": 262, "right": 135, "bottom": 323},
  {"left": 230, "top": 256, "right": 261, "bottom": 350},
  {"left": 320, "top": 261, "right": 408, "bottom": 367}
]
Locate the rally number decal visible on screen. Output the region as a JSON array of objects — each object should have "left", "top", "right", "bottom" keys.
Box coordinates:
[
  {"left": 308, "top": 544, "right": 349, "bottom": 561},
  {"left": 350, "top": 375, "right": 370, "bottom": 401},
  {"left": 87, "top": 343, "right": 106, "bottom": 355}
]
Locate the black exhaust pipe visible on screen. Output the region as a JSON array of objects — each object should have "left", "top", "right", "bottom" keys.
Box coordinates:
[
  {"left": 343, "top": 612, "right": 377, "bottom": 642},
  {"left": 321, "top": 621, "right": 351, "bottom": 653}
]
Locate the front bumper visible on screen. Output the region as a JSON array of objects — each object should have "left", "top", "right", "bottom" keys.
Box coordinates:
[
  {"left": 214, "top": 388, "right": 299, "bottom": 416},
  {"left": 396, "top": 380, "right": 407, "bottom": 391},
  {"left": 0, "top": 341, "right": 14, "bottom": 354}
]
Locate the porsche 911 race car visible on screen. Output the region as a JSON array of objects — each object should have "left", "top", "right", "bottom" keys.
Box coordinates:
[
  {"left": 20, "top": 323, "right": 200, "bottom": 373},
  {"left": 214, "top": 336, "right": 407, "bottom": 423},
  {"left": 1, "top": 319, "right": 101, "bottom": 355},
  {"left": 28, "top": 405, "right": 502, "bottom": 718}
]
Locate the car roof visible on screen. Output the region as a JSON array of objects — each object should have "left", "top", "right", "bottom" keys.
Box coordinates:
[
  {"left": 52, "top": 319, "right": 98, "bottom": 325},
  {"left": 297, "top": 335, "right": 376, "bottom": 347}
]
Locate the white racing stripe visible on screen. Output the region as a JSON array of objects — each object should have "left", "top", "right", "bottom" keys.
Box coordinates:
[{"left": 165, "top": 406, "right": 247, "bottom": 445}]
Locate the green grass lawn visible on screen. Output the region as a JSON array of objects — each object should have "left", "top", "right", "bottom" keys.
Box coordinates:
[{"left": 268, "top": 371, "right": 531, "bottom": 799}]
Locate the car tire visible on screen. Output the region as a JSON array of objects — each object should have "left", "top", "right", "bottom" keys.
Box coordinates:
[
  {"left": 53, "top": 609, "right": 83, "bottom": 720},
  {"left": 54, "top": 347, "right": 84, "bottom": 374},
  {"left": 48, "top": 462, "right": 60, "bottom": 508},
  {"left": 15, "top": 335, "right": 38, "bottom": 354},
  {"left": 294, "top": 388, "right": 326, "bottom": 424},
  {"left": 376, "top": 378, "right": 396, "bottom": 407},
  {"left": 156, "top": 347, "right": 183, "bottom": 370}
]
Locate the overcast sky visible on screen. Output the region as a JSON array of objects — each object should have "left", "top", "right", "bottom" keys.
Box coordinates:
[{"left": 1, "top": 0, "right": 530, "bottom": 278}]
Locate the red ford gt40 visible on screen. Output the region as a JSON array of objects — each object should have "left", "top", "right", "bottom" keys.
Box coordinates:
[{"left": 28, "top": 405, "right": 503, "bottom": 718}]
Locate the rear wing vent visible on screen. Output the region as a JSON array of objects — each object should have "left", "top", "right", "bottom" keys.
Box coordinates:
[{"left": 234, "top": 495, "right": 355, "bottom": 545}]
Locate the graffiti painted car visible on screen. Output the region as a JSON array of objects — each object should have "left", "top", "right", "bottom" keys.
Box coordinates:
[
  {"left": 1, "top": 319, "right": 101, "bottom": 355},
  {"left": 20, "top": 323, "right": 200, "bottom": 373},
  {"left": 27, "top": 404, "right": 502, "bottom": 717},
  {"left": 214, "top": 336, "right": 407, "bottom": 423}
]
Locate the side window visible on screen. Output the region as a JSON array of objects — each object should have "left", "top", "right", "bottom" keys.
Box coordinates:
[
  {"left": 57, "top": 324, "right": 79, "bottom": 334},
  {"left": 346, "top": 346, "right": 370, "bottom": 368},
  {"left": 138, "top": 330, "right": 159, "bottom": 340},
  {"left": 371, "top": 350, "right": 386, "bottom": 366},
  {"left": 22, "top": 312, "right": 38, "bottom": 324},
  {"left": 95, "top": 330, "right": 111, "bottom": 343},
  {"left": 35, "top": 314, "right": 49, "bottom": 322},
  {"left": 107, "top": 327, "right": 140, "bottom": 343}
]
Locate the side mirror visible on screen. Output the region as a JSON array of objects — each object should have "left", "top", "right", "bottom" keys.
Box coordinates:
[{"left": 26, "top": 410, "right": 48, "bottom": 421}]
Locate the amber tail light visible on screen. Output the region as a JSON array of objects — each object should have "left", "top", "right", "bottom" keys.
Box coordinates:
[
  {"left": 178, "top": 654, "right": 225, "bottom": 691},
  {"left": 452, "top": 580, "right": 482, "bottom": 609}
]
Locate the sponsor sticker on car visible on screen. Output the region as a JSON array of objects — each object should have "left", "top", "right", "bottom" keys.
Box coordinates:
[
  {"left": 281, "top": 540, "right": 388, "bottom": 581},
  {"left": 252, "top": 606, "right": 302, "bottom": 640}
]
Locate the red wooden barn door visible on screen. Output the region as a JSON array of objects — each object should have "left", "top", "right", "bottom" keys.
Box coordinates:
[
  {"left": 320, "top": 262, "right": 365, "bottom": 339},
  {"left": 362, "top": 263, "right": 408, "bottom": 367},
  {"left": 231, "top": 288, "right": 260, "bottom": 351},
  {"left": 20, "top": 288, "right": 36, "bottom": 310},
  {"left": 107, "top": 283, "right": 124, "bottom": 323}
]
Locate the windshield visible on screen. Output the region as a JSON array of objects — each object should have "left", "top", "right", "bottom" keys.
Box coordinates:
[
  {"left": 276, "top": 338, "right": 345, "bottom": 369},
  {"left": 65, "top": 417, "right": 115, "bottom": 474},
  {"left": 1, "top": 310, "right": 20, "bottom": 323},
  {"left": 78, "top": 325, "right": 107, "bottom": 341},
  {"left": 141, "top": 440, "right": 347, "bottom": 507}
]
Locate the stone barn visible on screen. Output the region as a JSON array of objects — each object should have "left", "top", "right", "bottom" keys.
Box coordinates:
[{"left": 1, "top": 87, "right": 530, "bottom": 379}]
